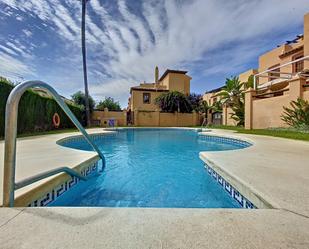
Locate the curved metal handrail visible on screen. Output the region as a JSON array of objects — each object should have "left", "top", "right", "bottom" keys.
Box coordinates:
[{"left": 3, "top": 80, "right": 106, "bottom": 207}]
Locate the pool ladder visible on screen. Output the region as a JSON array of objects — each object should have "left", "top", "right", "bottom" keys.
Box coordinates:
[{"left": 2, "top": 81, "right": 106, "bottom": 207}]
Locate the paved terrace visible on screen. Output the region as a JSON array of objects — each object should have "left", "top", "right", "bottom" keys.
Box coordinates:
[{"left": 0, "top": 128, "right": 308, "bottom": 248}]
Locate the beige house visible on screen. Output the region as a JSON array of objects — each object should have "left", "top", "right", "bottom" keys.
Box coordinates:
[
  {"left": 204, "top": 12, "right": 309, "bottom": 129},
  {"left": 245, "top": 12, "right": 309, "bottom": 129},
  {"left": 127, "top": 68, "right": 200, "bottom": 127},
  {"left": 128, "top": 68, "right": 191, "bottom": 112}
]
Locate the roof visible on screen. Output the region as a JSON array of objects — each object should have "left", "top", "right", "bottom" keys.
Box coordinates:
[
  {"left": 205, "top": 86, "right": 224, "bottom": 94},
  {"left": 130, "top": 84, "right": 168, "bottom": 93},
  {"left": 158, "top": 69, "right": 188, "bottom": 82}
]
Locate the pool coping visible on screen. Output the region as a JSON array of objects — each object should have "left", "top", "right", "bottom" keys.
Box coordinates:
[{"left": 198, "top": 132, "right": 276, "bottom": 209}]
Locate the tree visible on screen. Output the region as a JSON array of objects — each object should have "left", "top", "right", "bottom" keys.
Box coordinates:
[
  {"left": 71, "top": 91, "right": 95, "bottom": 111},
  {"left": 97, "top": 97, "right": 121, "bottom": 111},
  {"left": 188, "top": 93, "right": 202, "bottom": 111},
  {"left": 217, "top": 76, "right": 245, "bottom": 126},
  {"left": 199, "top": 100, "right": 212, "bottom": 114},
  {"left": 155, "top": 91, "right": 192, "bottom": 113},
  {"left": 81, "top": 0, "right": 91, "bottom": 126}
]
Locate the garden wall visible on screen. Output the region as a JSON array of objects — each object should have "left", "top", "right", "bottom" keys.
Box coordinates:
[
  {"left": 133, "top": 110, "right": 200, "bottom": 127},
  {"left": 0, "top": 79, "right": 84, "bottom": 137},
  {"left": 92, "top": 109, "right": 127, "bottom": 127},
  {"left": 245, "top": 77, "right": 309, "bottom": 129}
]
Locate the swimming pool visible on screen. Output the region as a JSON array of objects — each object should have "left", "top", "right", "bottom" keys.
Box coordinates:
[{"left": 52, "top": 129, "right": 251, "bottom": 208}]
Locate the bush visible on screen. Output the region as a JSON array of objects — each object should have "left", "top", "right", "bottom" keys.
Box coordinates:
[
  {"left": 0, "top": 78, "right": 84, "bottom": 137},
  {"left": 281, "top": 98, "right": 309, "bottom": 129}
]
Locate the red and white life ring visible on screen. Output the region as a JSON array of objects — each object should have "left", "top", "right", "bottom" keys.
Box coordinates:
[{"left": 52, "top": 113, "right": 60, "bottom": 128}]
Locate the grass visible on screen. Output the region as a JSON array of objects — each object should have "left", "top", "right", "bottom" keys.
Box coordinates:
[
  {"left": 0, "top": 128, "right": 79, "bottom": 140},
  {"left": 203, "top": 125, "right": 309, "bottom": 142},
  {"left": 2, "top": 125, "right": 309, "bottom": 142}
]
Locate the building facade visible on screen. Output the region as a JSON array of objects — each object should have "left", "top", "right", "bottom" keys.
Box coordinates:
[
  {"left": 204, "top": 12, "right": 309, "bottom": 129},
  {"left": 128, "top": 68, "right": 191, "bottom": 112},
  {"left": 245, "top": 12, "right": 309, "bottom": 129},
  {"left": 127, "top": 68, "right": 199, "bottom": 126}
]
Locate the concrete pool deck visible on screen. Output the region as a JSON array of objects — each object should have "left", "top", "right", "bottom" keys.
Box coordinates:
[
  {"left": 0, "top": 128, "right": 114, "bottom": 202},
  {"left": 0, "top": 128, "right": 308, "bottom": 248},
  {"left": 199, "top": 129, "right": 309, "bottom": 217}
]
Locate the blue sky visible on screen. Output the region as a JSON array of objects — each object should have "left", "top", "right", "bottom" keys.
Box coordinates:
[{"left": 0, "top": 0, "right": 308, "bottom": 107}]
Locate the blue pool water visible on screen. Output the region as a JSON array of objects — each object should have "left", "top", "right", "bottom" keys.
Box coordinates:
[{"left": 52, "top": 129, "right": 250, "bottom": 208}]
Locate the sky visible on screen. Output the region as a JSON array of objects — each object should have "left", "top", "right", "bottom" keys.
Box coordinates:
[{"left": 0, "top": 0, "right": 309, "bottom": 107}]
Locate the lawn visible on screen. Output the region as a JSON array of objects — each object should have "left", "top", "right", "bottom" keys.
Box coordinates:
[
  {"left": 0, "top": 128, "right": 79, "bottom": 140},
  {"left": 204, "top": 125, "right": 309, "bottom": 142},
  {"left": 1, "top": 125, "right": 309, "bottom": 142}
]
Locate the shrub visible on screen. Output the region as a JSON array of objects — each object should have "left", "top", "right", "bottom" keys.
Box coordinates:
[
  {"left": 155, "top": 91, "right": 192, "bottom": 113},
  {"left": 281, "top": 98, "right": 309, "bottom": 129}
]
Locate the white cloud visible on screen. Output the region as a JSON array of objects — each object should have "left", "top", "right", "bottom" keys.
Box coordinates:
[
  {"left": 0, "top": 52, "right": 35, "bottom": 79},
  {"left": 22, "top": 29, "right": 32, "bottom": 37},
  {"left": 1, "top": 0, "right": 309, "bottom": 106}
]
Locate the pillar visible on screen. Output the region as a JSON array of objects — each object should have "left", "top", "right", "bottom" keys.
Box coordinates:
[
  {"left": 244, "top": 88, "right": 255, "bottom": 130},
  {"left": 134, "top": 109, "right": 138, "bottom": 126}
]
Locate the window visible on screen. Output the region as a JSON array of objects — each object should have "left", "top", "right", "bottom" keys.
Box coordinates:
[
  {"left": 268, "top": 64, "right": 280, "bottom": 81},
  {"left": 143, "top": 93, "right": 150, "bottom": 104},
  {"left": 293, "top": 54, "right": 304, "bottom": 73}
]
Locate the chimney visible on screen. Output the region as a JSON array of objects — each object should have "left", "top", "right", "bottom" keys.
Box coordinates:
[{"left": 155, "top": 66, "right": 159, "bottom": 84}]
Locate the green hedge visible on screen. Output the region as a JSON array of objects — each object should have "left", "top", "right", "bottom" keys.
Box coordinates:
[{"left": 0, "top": 78, "right": 84, "bottom": 137}]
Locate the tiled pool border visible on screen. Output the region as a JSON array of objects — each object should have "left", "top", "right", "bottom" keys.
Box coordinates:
[
  {"left": 27, "top": 161, "right": 99, "bottom": 207},
  {"left": 14, "top": 156, "right": 100, "bottom": 207},
  {"left": 198, "top": 134, "right": 252, "bottom": 148},
  {"left": 204, "top": 164, "right": 256, "bottom": 209},
  {"left": 58, "top": 130, "right": 252, "bottom": 149}
]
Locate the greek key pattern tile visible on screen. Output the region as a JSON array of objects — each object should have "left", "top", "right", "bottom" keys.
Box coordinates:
[
  {"left": 204, "top": 164, "right": 256, "bottom": 209},
  {"left": 27, "top": 162, "right": 99, "bottom": 207}
]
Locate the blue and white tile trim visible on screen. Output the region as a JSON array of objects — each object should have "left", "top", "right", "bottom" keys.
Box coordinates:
[
  {"left": 204, "top": 164, "right": 256, "bottom": 209},
  {"left": 27, "top": 161, "right": 99, "bottom": 207},
  {"left": 199, "top": 134, "right": 252, "bottom": 148},
  {"left": 58, "top": 133, "right": 117, "bottom": 147}
]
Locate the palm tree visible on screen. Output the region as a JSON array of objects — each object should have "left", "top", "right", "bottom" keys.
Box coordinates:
[
  {"left": 217, "top": 76, "right": 244, "bottom": 105},
  {"left": 217, "top": 76, "right": 245, "bottom": 126},
  {"left": 81, "top": 0, "right": 91, "bottom": 127}
]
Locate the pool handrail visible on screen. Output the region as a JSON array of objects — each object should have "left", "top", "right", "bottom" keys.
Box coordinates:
[{"left": 3, "top": 80, "right": 106, "bottom": 207}]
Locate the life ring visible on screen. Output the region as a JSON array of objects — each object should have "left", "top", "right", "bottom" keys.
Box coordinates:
[{"left": 52, "top": 113, "right": 60, "bottom": 128}]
